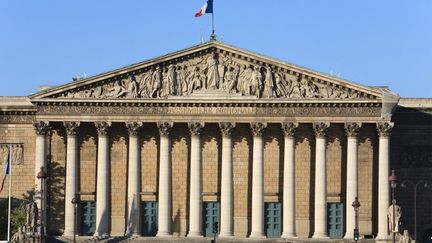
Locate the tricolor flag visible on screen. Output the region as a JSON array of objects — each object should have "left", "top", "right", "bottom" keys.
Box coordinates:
[
  {"left": 0, "top": 149, "right": 10, "bottom": 193},
  {"left": 195, "top": 0, "right": 213, "bottom": 17}
]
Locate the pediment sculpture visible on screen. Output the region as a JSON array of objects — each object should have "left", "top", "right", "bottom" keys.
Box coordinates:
[{"left": 54, "top": 50, "right": 373, "bottom": 100}]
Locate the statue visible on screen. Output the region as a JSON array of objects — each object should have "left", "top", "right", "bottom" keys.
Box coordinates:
[
  {"left": 105, "top": 80, "right": 127, "bottom": 98},
  {"left": 206, "top": 53, "right": 220, "bottom": 89},
  {"left": 398, "top": 230, "right": 413, "bottom": 243},
  {"left": 388, "top": 203, "right": 402, "bottom": 233},
  {"left": 187, "top": 67, "right": 204, "bottom": 93},
  {"left": 274, "top": 72, "right": 290, "bottom": 97},
  {"left": 125, "top": 75, "right": 139, "bottom": 98},
  {"left": 238, "top": 65, "right": 252, "bottom": 95},
  {"left": 224, "top": 65, "right": 239, "bottom": 93}
]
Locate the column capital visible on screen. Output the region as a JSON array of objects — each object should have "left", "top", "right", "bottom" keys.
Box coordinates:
[
  {"left": 344, "top": 122, "right": 361, "bottom": 137},
  {"left": 157, "top": 122, "right": 173, "bottom": 136},
  {"left": 33, "top": 121, "right": 50, "bottom": 135},
  {"left": 64, "top": 122, "right": 80, "bottom": 136},
  {"left": 95, "top": 121, "right": 111, "bottom": 136},
  {"left": 126, "top": 122, "right": 143, "bottom": 136},
  {"left": 376, "top": 122, "right": 393, "bottom": 137},
  {"left": 250, "top": 122, "right": 267, "bottom": 136},
  {"left": 188, "top": 122, "right": 205, "bottom": 136},
  {"left": 313, "top": 122, "right": 330, "bottom": 138},
  {"left": 219, "top": 122, "right": 235, "bottom": 137},
  {"left": 281, "top": 122, "right": 298, "bottom": 137}
]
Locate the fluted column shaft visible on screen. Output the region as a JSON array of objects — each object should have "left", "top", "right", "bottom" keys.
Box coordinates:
[
  {"left": 63, "top": 122, "right": 80, "bottom": 236},
  {"left": 188, "top": 122, "right": 204, "bottom": 237},
  {"left": 219, "top": 122, "right": 235, "bottom": 237},
  {"left": 250, "top": 122, "right": 266, "bottom": 238},
  {"left": 376, "top": 122, "right": 393, "bottom": 240},
  {"left": 344, "top": 123, "right": 361, "bottom": 239},
  {"left": 157, "top": 122, "right": 173, "bottom": 237},
  {"left": 33, "top": 121, "right": 49, "bottom": 236},
  {"left": 281, "top": 123, "right": 298, "bottom": 238},
  {"left": 126, "top": 122, "right": 143, "bottom": 235},
  {"left": 94, "top": 122, "right": 111, "bottom": 236},
  {"left": 312, "top": 122, "right": 330, "bottom": 239}
]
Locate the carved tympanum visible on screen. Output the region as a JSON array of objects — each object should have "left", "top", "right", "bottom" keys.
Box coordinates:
[
  {"left": 344, "top": 122, "right": 361, "bottom": 137},
  {"left": 376, "top": 122, "right": 393, "bottom": 137},
  {"left": 313, "top": 122, "right": 330, "bottom": 137},
  {"left": 95, "top": 122, "right": 111, "bottom": 136},
  {"left": 188, "top": 122, "right": 204, "bottom": 136},
  {"left": 63, "top": 122, "right": 80, "bottom": 136},
  {"left": 281, "top": 122, "right": 298, "bottom": 137},
  {"left": 126, "top": 122, "right": 143, "bottom": 136},
  {"left": 55, "top": 50, "right": 371, "bottom": 100},
  {"left": 157, "top": 122, "right": 173, "bottom": 136},
  {"left": 219, "top": 122, "right": 235, "bottom": 137},
  {"left": 33, "top": 121, "right": 50, "bottom": 135},
  {"left": 250, "top": 122, "right": 267, "bottom": 136}
]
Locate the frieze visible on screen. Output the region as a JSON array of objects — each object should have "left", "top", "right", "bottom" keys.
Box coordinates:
[
  {"left": 0, "top": 144, "right": 24, "bottom": 165},
  {"left": 0, "top": 114, "right": 35, "bottom": 124},
  {"left": 48, "top": 49, "right": 377, "bottom": 100},
  {"left": 36, "top": 104, "right": 382, "bottom": 117}
]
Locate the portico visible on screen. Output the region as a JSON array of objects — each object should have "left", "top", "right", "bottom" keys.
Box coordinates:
[{"left": 27, "top": 41, "right": 399, "bottom": 239}]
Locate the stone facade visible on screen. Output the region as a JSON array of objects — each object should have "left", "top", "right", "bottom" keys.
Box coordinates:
[{"left": 0, "top": 42, "right": 430, "bottom": 241}]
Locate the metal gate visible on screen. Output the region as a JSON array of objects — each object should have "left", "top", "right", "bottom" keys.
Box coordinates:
[
  {"left": 328, "top": 203, "right": 344, "bottom": 239},
  {"left": 80, "top": 201, "right": 96, "bottom": 236},
  {"left": 203, "top": 202, "right": 220, "bottom": 237},
  {"left": 265, "top": 202, "right": 281, "bottom": 238},
  {"left": 141, "top": 201, "right": 158, "bottom": 236}
]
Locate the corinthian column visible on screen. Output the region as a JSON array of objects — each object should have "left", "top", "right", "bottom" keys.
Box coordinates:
[
  {"left": 249, "top": 122, "right": 267, "bottom": 238},
  {"left": 376, "top": 122, "right": 393, "bottom": 240},
  {"left": 94, "top": 121, "right": 111, "bottom": 237},
  {"left": 281, "top": 122, "right": 298, "bottom": 239},
  {"left": 63, "top": 122, "right": 80, "bottom": 236},
  {"left": 219, "top": 122, "right": 235, "bottom": 237},
  {"left": 187, "top": 122, "right": 205, "bottom": 237},
  {"left": 344, "top": 122, "right": 361, "bottom": 239},
  {"left": 33, "top": 121, "right": 50, "bottom": 234},
  {"left": 156, "top": 122, "right": 173, "bottom": 237},
  {"left": 126, "top": 122, "right": 143, "bottom": 236},
  {"left": 312, "top": 122, "right": 330, "bottom": 239}
]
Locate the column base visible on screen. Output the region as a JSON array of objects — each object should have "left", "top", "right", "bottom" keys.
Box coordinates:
[
  {"left": 187, "top": 231, "right": 203, "bottom": 237},
  {"left": 249, "top": 232, "right": 266, "bottom": 238},
  {"left": 281, "top": 232, "right": 297, "bottom": 238},
  {"left": 93, "top": 232, "right": 109, "bottom": 237},
  {"left": 62, "top": 231, "right": 76, "bottom": 237},
  {"left": 375, "top": 233, "right": 391, "bottom": 241},
  {"left": 156, "top": 231, "right": 172, "bottom": 237},
  {"left": 312, "top": 232, "right": 329, "bottom": 239},
  {"left": 219, "top": 232, "right": 234, "bottom": 238}
]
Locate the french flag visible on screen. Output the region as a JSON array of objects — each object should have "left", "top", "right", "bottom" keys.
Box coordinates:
[{"left": 195, "top": 0, "right": 213, "bottom": 17}]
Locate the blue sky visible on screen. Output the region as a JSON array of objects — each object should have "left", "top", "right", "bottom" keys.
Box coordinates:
[{"left": 0, "top": 0, "right": 431, "bottom": 97}]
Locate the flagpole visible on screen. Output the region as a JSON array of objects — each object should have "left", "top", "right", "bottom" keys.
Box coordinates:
[
  {"left": 7, "top": 145, "right": 12, "bottom": 242},
  {"left": 210, "top": 1, "right": 216, "bottom": 40}
]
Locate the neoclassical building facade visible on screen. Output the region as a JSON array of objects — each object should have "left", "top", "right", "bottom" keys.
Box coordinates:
[{"left": 0, "top": 41, "right": 431, "bottom": 241}]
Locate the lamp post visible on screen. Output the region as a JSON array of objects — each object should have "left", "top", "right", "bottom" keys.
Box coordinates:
[
  {"left": 37, "top": 166, "right": 48, "bottom": 243},
  {"left": 389, "top": 170, "right": 397, "bottom": 243},
  {"left": 352, "top": 197, "right": 361, "bottom": 242},
  {"left": 71, "top": 194, "right": 79, "bottom": 243},
  {"left": 401, "top": 180, "right": 430, "bottom": 242}
]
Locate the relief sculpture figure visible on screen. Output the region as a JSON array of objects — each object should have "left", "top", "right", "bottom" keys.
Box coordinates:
[
  {"left": 274, "top": 72, "right": 290, "bottom": 97},
  {"left": 237, "top": 65, "right": 252, "bottom": 95},
  {"left": 250, "top": 65, "right": 263, "bottom": 97},
  {"left": 187, "top": 67, "right": 204, "bottom": 93},
  {"left": 262, "top": 67, "right": 275, "bottom": 98},
  {"left": 206, "top": 53, "right": 220, "bottom": 89},
  {"left": 151, "top": 66, "right": 163, "bottom": 98},
  {"left": 105, "top": 80, "right": 127, "bottom": 98},
  {"left": 125, "top": 75, "right": 139, "bottom": 98},
  {"left": 224, "top": 65, "right": 239, "bottom": 93},
  {"left": 167, "top": 65, "right": 177, "bottom": 95}
]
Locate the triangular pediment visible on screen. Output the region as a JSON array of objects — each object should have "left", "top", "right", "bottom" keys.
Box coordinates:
[{"left": 30, "top": 41, "right": 385, "bottom": 101}]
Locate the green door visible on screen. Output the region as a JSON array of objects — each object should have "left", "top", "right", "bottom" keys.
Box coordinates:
[
  {"left": 265, "top": 202, "right": 281, "bottom": 238},
  {"left": 141, "top": 201, "right": 158, "bottom": 236},
  {"left": 203, "top": 202, "right": 220, "bottom": 237},
  {"left": 328, "top": 203, "right": 344, "bottom": 239},
  {"left": 80, "top": 201, "right": 96, "bottom": 236}
]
